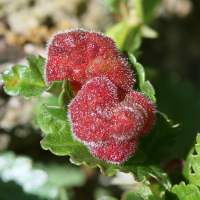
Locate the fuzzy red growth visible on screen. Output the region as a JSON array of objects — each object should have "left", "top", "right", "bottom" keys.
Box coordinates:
[
  {"left": 68, "top": 77, "right": 155, "bottom": 164},
  {"left": 87, "top": 138, "right": 138, "bottom": 164},
  {"left": 45, "top": 29, "right": 134, "bottom": 93}
]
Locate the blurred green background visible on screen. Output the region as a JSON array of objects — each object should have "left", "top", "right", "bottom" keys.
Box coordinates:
[{"left": 0, "top": 0, "right": 199, "bottom": 199}]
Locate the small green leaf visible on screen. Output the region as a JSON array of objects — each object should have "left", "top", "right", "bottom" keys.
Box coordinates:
[
  {"left": 129, "top": 33, "right": 142, "bottom": 55},
  {"left": 134, "top": 0, "right": 144, "bottom": 20},
  {"left": 1, "top": 55, "right": 46, "bottom": 99},
  {"left": 172, "top": 181, "right": 200, "bottom": 200},
  {"left": 44, "top": 80, "right": 64, "bottom": 98},
  {"left": 140, "top": 25, "right": 158, "bottom": 38},
  {"left": 189, "top": 133, "right": 200, "bottom": 186},
  {"left": 128, "top": 53, "right": 156, "bottom": 103},
  {"left": 106, "top": 21, "right": 133, "bottom": 51},
  {"left": 106, "top": 22, "right": 142, "bottom": 54},
  {"left": 182, "top": 147, "right": 194, "bottom": 181},
  {"left": 58, "top": 79, "right": 75, "bottom": 110}
]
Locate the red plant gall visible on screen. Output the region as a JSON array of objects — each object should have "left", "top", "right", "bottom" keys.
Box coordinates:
[
  {"left": 68, "top": 77, "right": 155, "bottom": 164},
  {"left": 45, "top": 28, "right": 155, "bottom": 164},
  {"left": 87, "top": 138, "right": 139, "bottom": 164},
  {"left": 45, "top": 29, "right": 134, "bottom": 94}
]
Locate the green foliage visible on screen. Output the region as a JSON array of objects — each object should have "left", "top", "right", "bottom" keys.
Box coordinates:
[
  {"left": 134, "top": 112, "right": 179, "bottom": 164},
  {"left": 58, "top": 79, "right": 75, "bottom": 110},
  {"left": 37, "top": 105, "right": 85, "bottom": 156},
  {"left": 189, "top": 133, "right": 200, "bottom": 186},
  {"left": 172, "top": 182, "right": 200, "bottom": 200},
  {"left": 44, "top": 80, "right": 64, "bottom": 98},
  {"left": 128, "top": 53, "right": 156, "bottom": 103},
  {"left": 105, "top": 0, "right": 158, "bottom": 54},
  {"left": 1, "top": 55, "right": 46, "bottom": 99},
  {"left": 167, "top": 134, "right": 200, "bottom": 200},
  {"left": 106, "top": 22, "right": 142, "bottom": 54},
  {"left": 182, "top": 147, "right": 194, "bottom": 181},
  {"left": 103, "top": 0, "right": 162, "bottom": 24}
]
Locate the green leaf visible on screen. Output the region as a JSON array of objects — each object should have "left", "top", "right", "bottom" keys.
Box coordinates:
[
  {"left": 134, "top": 0, "right": 143, "bottom": 20},
  {"left": 189, "top": 133, "right": 200, "bottom": 186},
  {"left": 106, "top": 22, "right": 142, "bottom": 54},
  {"left": 37, "top": 105, "right": 88, "bottom": 159},
  {"left": 117, "top": 161, "right": 171, "bottom": 189},
  {"left": 128, "top": 53, "right": 156, "bottom": 103},
  {"left": 123, "top": 181, "right": 162, "bottom": 200},
  {"left": 1, "top": 55, "right": 46, "bottom": 99},
  {"left": 172, "top": 182, "right": 200, "bottom": 200},
  {"left": 32, "top": 95, "right": 59, "bottom": 127},
  {"left": 44, "top": 80, "right": 64, "bottom": 98},
  {"left": 58, "top": 79, "right": 75, "bottom": 110},
  {"left": 38, "top": 104, "right": 179, "bottom": 189},
  {"left": 129, "top": 33, "right": 142, "bottom": 54},
  {"left": 106, "top": 21, "right": 134, "bottom": 51},
  {"left": 136, "top": 112, "right": 179, "bottom": 164},
  {"left": 182, "top": 147, "right": 194, "bottom": 181},
  {"left": 140, "top": 25, "right": 158, "bottom": 38}
]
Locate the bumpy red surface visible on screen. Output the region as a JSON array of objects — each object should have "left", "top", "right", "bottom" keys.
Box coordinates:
[
  {"left": 68, "top": 77, "right": 155, "bottom": 164},
  {"left": 87, "top": 138, "right": 138, "bottom": 164},
  {"left": 45, "top": 29, "right": 134, "bottom": 93}
]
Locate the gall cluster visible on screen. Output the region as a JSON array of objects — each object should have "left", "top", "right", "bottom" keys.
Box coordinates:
[{"left": 45, "top": 29, "right": 155, "bottom": 164}]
